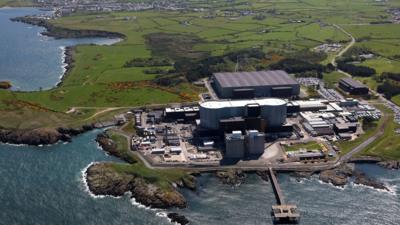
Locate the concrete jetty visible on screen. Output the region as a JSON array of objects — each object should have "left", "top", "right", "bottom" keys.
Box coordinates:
[{"left": 268, "top": 167, "right": 300, "bottom": 224}]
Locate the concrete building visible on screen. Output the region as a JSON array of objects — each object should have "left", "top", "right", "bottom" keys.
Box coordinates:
[
  {"left": 246, "top": 130, "right": 265, "bottom": 155},
  {"left": 339, "top": 78, "right": 369, "bottom": 95},
  {"left": 212, "top": 70, "right": 300, "bottom": 99},
  {"left": 225, "top": 131, "right": 245, "bottom": 158},
  {"left": 199, "top": 98, "right": 287, "bottom": 130}
]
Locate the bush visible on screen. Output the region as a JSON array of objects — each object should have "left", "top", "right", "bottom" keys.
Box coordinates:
[
  {"left": 381, "top": 72, "right": 400, "bottom": 82},
  {"left": 124, "top": 57, "right": 171, "bottom": 67},
  {"left": 337, "top": 62, "right": 376, "bottom": 77},
  {"left": 153, "top": 75, "right": 183, "bottom": 86},
  {"left": 270, "top": 58, "right": 325, "bottom": 74},
  {"left": 377, "top": 80, "right": 400, "bottom": 99}
]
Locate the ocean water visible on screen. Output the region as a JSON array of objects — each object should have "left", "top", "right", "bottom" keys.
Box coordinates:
[
  {"left": 0, "top": 7, "right": 120, "bottom": 91},
  {"left": 0, "top": 130, "right": 398, "bottom": 225},
  {"left": 0, "top": 130, "right": 172, "bottom": 225}
]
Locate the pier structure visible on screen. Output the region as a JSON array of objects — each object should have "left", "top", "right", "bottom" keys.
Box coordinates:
[{"left": 268, "top": 167, "right": 300, "bottom": 224}]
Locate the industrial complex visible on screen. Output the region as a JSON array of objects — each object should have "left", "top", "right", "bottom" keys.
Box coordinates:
[{"left": 127, "top": 69, "right": 380, "bottom": 167}]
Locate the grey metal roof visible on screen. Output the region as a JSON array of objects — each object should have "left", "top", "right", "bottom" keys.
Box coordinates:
[
  {"left": 213, "top": 70, "right": 298, "bottom": 88},
  {"left": 340, "top": 78, "right": 367, "bottom": 89}
]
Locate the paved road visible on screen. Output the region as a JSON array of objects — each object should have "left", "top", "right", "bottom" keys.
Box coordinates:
[
  {"left": 340, "top": 112, "right": 389, "bottom": 162},
  {"left": 331, "top": 24, "right": 356, "bottom": 67}
]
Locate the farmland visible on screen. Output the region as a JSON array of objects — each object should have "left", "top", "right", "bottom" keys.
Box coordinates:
[{"left": 0, "top": 0, "right": 399, "bottom": 129}]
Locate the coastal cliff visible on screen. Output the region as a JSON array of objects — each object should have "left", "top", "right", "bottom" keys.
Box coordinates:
[
  {"left": 318, "top": 164, "right": 389, "bottom": 191},
  {"left": 0, "top": 125, "right": 94, "bottom": 145},
  {"left": 87, "top": 131, "right": 196, "bottom": 217},
  {"left": 10, "top": 16, "right": 125, "bottom": 39},
  {"left": 86, "top": 163, "right": 187, "bottom": 209}
]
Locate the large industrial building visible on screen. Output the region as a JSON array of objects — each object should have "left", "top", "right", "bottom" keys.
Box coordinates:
[
  {"left": 211, "top": 70, "right": 300, "bottom": 99},
  {"left": 338, "top": 78, "right": 369, "bottom": 95},
  {"left": 225, "top": 130, "right": 266, "bottom": 158},
  {"left": 225, "top": 131, "right": 246, "bottom": 158},
  {"left": 199, "top": 98, "right": 287, "bottom": 130}
]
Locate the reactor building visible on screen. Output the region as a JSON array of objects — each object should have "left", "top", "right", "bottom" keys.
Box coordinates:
[
  {"left": 211, "top": 70, "right": 300, "bottom": 99},
  {"left": 199, "top": 98, "right": 287, "bottom": 130}
]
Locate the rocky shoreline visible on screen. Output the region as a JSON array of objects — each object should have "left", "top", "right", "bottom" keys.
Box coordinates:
[
  {"left": 85, "top": 163, "right": 187, "bottom": 209},
  {"left": 216, "top": 169, "right": 247, "bottom": 186},
  {"left": 85, "top": 132, "right": 194, "bottom": 224},
  {"left": 318, "top": 164, "right": 389, "bottom": 191},
  {"left": 95, "top": 132, "right": 137, "bottom": 164},
  {"left": 0, "top": 124, "right": 94, "bottom": 146},
  {"left": 57, "top": 46, "right": 74, "bottom": 87},
  {"left": 10, "top": 16, "right": 125, "bottom": 39},
  {"left": 167, "top": 213, "right": 189, "bottom": 225}
]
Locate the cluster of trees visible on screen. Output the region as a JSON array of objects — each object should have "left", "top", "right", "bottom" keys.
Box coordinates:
[
  {"left": 143, "top": 68, "right": 174, "bottom": 75},
  {"left": 270, "top": 58, "right": 325, "bottom": 74},
  {"left": 377, "top": 80, "right": 400, "bottom": 99},
  {"left": 377, "top": 72, "right": 400, "bottom": 99},
  {"left": 381, "top": 72, "right": 400, "bottom": 81},
  {"left": 337, "top": 62, "right": 376, "bottom": 77},
  {"left": 153, "top": 74, "right": 183, "bottom": 86},
  {"left": 124, "top": 57, "right": 171, "bottom": 67},
  {"left": 173, "top": 48, "right": 268, "bottom": 82}
]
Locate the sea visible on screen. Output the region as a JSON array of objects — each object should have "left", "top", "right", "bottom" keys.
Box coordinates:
[
  {"left": 0, "top": 7, "right": 399, "bottom": 225},
  {"left": 0, "top": 7, "right": 120, "bottom": 91}
]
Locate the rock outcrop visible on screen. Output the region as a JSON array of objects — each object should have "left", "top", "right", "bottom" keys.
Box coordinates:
[
  {"left": 0, "top": 124, "right": 94, "bottom": 146},
  {"left": 377, "top": 160, "right": 400, "bottom": 170},
  {"left": 319, "top": 164, "right": 354, "bottom": 187},
  {"left": 290, "top": 171, "right": 314, "bottom": 181},
  {"left": 216, "top": 169, "right": 246, "bottom": 186},
  {"left": 353, "top": 171, "right": 389, "bottom": 191},
  {"left": 0, "top": 81, "right": 12, "bottom": 89},
  {"left": 319, "top": 164, "right": 389, "bottom": 190},
  {"left": 0, "top": 128, "right": 68, "bottom": 145},
  {"left": 95, "top": 132, "right": 137, "bottom": 164},
  {"left": 167, "top": 213, "right": 189, "bottom": 225},
  {"left": 256, "top": 170, "right": 269, "bottom": 182},
  {"left": 86, "top": 163, "right": 187, "bottom": 209}
]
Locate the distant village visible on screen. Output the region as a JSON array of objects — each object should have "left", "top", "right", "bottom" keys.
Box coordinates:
[{"left": 35, "top": 0, "right": 190, "bottom": 16}]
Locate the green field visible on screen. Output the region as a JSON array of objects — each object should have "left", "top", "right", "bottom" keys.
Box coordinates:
[
  {"left": 338, "top": 103, "right": 400, "bottom": 160},
  {"left": 1, "top": 0, "right": 399, "bottom": 135},
  {"left": 285, "top": 141, "right": 323, "bottom": 152},
  {"left": 356, "top": 105, "right": 400, "bottom": 160},
  {"left": 323, "top": 71, "right": 347, "bottom": 88}
]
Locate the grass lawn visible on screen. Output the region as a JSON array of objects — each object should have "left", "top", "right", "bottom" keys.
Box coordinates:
[
  {"left": 355, "top": 105, "right": 400, "bottom": 160},
  {"left": 391, "top": 95, "right": 400, "bottom": 107},
  {"left": 337, "top": 118, "right": 381, "bottom": 156},
  {"left": 338, "top": 103, "right": 400, "bottom": 160},
  {"left": 285, "top": 141, "right": 323, "bottom": 152},
  {"left": 323, "top": 71, "right": 347, "bottom": 88}
]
